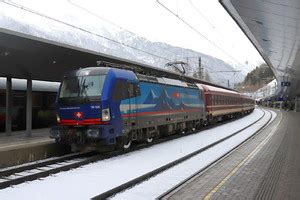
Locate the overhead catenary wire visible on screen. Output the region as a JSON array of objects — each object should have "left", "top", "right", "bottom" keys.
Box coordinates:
[
  {"left": 66, "top": 0, "right": 180, "bottom": 59},
  {"left": 1, "top": 0, "right": 172, "bottom": 62},
  {"left": 156, "top": 0, "right": 245, "bottom": 67},
  {"left": 188, "top": 0, "right": 226, "bottom": 41},
  {"left": 188, "top": 0, "right": 246, "bottom": 69},
  {"left": 188, "top": 0, "right": 215, "bottom": 29}
]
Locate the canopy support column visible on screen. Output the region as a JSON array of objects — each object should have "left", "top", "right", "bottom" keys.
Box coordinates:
[
  {"left": 26, "top": 78, "right": 32, "bottom": 137},
  {"left": 5, "top": 77, "right": 12, "bottom": 136},
  {"left": 295, "top": 96, "right": 300, "bottom": 112}
]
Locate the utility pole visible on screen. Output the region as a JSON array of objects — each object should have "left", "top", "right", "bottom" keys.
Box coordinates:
[
  {"left": 182, "top": 56, "right": 204, "bottom": 79},
  {"left": 198, "top": 57, "right": 204, "bottom": 80}
]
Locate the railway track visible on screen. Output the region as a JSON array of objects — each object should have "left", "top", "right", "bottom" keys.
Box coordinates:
[
  {"left": 0, "top": 151, "right": 99, "bottom": 189},
  {"left": 92, "top": 109, "right": 272, "bottom": 199},
  {"left": 157, "top": 109, "right": 273, "bottom": 200},
  {"left": 0, "top": 111, "right": 257, "bottom": 190}
]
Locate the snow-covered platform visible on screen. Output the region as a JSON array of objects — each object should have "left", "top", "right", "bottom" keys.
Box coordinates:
[
  {"left": 0, "top": 129, "right": 68, "bottom": 168},
  {"left": 163, "top": 109, "right": 300, "bottom": 200}
]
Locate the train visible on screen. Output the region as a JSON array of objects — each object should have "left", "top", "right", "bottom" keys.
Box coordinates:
[{"left": 50, "top": 66, "right": 255, "bottom": 151}]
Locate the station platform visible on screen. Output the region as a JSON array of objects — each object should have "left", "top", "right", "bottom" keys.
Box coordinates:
[
  {"left": 0, "top": 128, "right": 52, "bottom": 150},
  {"left": 164, "top": 109, "right": 300, "bottom": 200},
  {"left": 0, "top": 129, "right": 69, "bottom": 168}
]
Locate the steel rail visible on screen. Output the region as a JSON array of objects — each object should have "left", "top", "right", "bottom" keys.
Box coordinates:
[
  {"left": 157, "top": 109, "right": 273, "bottom": 199},
  {"left": 0, "top": 111, "right": 255, "bottom": 190},
  {"left": 0, "top": 151, "right": 96, "bottom": 177},
  {"left": 92, "top": 109, "right": 270, "bottom": 200}
]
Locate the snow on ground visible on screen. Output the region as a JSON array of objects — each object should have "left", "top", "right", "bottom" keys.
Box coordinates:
[
  {"left": 112, "top": 109, "right": 276, "bottom": 199},
  {"left": 0, "top": 109, "right": 265, "bottom": 200}
]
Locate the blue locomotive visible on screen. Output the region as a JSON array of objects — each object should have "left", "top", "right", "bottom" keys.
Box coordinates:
[{"left": 50, "top": 66, "right": 206, "bottom": 150}]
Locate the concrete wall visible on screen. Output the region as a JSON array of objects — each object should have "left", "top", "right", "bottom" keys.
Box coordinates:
[{"left": 0, "top": 142, "right": 70, "bottom": 168}]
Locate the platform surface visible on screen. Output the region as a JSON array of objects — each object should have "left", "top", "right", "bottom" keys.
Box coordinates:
[
  {"left": 0, "top": 128, "right": 71, "bottom": 168},
  {"left": 0, "top": 128, "right": 53, "bottom": 152},
  {"left": 164, "top": 109, "right": 300, "bottom": 200}
]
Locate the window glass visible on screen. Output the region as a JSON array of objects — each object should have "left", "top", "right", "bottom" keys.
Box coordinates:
[
  {"left": 59, "top": 75, "right": 106, "bottom": 98},
  {"left": 113, "top": 81, "right": 128, "bottom": 100},
  {"left": 114, "top": 81, "right": 140, "bottom": 101}
]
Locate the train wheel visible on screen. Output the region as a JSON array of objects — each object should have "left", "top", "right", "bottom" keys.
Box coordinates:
[
  {"left": 146, "top": 136, "right": 153, "bottom": 143},
  {"left": 116, "top": 136, "right": 132, "bottom": 150},
  {"left": 55, "top": 138, "right": 61, "bottom": 144},
  {"left": 123, "top": 139, "right": 132, "bottom": 149},
  {"left": 55, "top": 137, "right": 67, "bottom": 145}
]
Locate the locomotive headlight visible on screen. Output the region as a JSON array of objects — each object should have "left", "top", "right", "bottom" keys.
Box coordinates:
[
  {"left": 102, "top": 108, "right": 111, "bottom": 122},
  {"left": 56, "top": 114, "right": 61, "bottom": 123}
]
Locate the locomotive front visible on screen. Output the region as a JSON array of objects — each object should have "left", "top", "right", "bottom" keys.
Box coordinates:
[{"left": 50, "top": 67, "right": 133, "bottom": 149}]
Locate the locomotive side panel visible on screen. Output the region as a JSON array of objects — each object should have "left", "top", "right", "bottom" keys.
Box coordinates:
[{"left": 123, "top": 81, "right": 206, "bottom": 130}]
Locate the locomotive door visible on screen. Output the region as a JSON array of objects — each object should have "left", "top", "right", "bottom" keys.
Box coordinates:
[
  {"left": 128, "top": 82, "right": 138, "bottom": 129},
  {"left": 118, "top": 81, "right": 139, "bottom": 133}
]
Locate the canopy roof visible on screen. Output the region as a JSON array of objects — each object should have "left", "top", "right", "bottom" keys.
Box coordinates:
[{"left": 220, "top": 0, "right": 300, "bottom": 97}]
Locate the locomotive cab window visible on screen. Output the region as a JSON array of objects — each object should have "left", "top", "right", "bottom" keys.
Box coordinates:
[
  {"left": 59, "top": 75, "right": 106, "bottom": 102},
  {"left": 113, "top": 80, "right": 140, "bottom": 101}
]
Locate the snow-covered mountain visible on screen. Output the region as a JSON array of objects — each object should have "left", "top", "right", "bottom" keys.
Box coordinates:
[
  {"left": 0, "top": 2, "right": 246, "bottom": 87},
  {"left": 104, "top": 30, "right": 246, "bottom": 87}
]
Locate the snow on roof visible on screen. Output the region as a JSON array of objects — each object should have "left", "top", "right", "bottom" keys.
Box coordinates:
[
  {"left": 159, "top": 78, "right": 188, "bottom": 87},
  {"left": 195, "top": 84, "right": 203, "bottom": 91},
  {"left": 252, "top": 79, "right": 278, "bottom": 99},
  {"left": 201, "top": 84, "right": 238, "bottom": 95}
]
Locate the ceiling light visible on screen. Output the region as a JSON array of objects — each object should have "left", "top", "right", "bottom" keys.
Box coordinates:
[{"left": 251, "top": 19, "right": 263, "bottom": 25}]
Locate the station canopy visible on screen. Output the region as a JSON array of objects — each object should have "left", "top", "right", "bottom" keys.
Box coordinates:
[{"left": 220, "top": 0, "right": 300, "bottom": 97}]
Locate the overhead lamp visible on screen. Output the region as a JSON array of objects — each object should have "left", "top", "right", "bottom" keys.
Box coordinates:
[
  {"left": 251, "top": 19, "right": 263, "bottom": 25},
  {"left": 0, "top": 51, "right": 10, "bottom": 56}
]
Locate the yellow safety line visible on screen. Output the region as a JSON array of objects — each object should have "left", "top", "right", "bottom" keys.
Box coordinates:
[{"left": 204, "top": 111, "right": 282, "bottom": 200}]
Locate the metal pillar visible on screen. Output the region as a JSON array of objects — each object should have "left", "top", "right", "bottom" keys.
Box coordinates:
[
  {"left": 26, "top": 78, "right": 32, "bottom": 137},
  {"left": 295, "top": 96, "right": 300, "bottom": 112},
  {"left": 5, "top": 77, "right": 12, "bottom": 136}
]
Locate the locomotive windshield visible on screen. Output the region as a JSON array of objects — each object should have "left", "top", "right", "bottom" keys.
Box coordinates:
[{"left": 59, "top": 75, "right": 106, "bottom": 102}]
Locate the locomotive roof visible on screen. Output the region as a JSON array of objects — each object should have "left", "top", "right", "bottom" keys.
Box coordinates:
[
  {"left": 64, "top": 67, "right": 110, "bottom": 77},
  {"left": 137, "top": 74, "right": 198, "bottom": 89}
]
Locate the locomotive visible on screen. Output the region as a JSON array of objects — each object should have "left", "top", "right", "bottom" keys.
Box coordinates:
[{"left": 50, "top": 66, "right": 254, "bottom": 150}]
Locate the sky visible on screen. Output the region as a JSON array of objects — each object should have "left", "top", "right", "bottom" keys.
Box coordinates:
[{"left": 9, "top": 0, "right": 265, "bottom": 71}]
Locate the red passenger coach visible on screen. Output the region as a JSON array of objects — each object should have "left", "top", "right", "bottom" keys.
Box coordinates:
[
  {"left": 241, "top": 94, "right": 255, "bottom": 113},
  {"left": 200, "top": 84, "right": 254, "bottom": 123}
]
